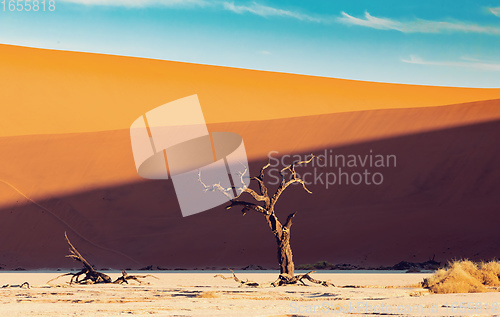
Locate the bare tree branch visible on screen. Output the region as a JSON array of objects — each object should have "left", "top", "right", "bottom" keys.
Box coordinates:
[
  {"left": 269, "top": 154, "right": 317, "bottom": 211},
  {"left": 65, "top": 232, "right": 95, "bottom": 272},
  {"left": 197, "top": 170, "right": 233, "bottom": 200},
  {"left": 226, "top": 200, "right": 268, "bottom": 216},
  {"left": 241, "top": 187, "right": 268, "bottom": 202},
  {"left": 283, "top": 212, "right": 297, "bottom": 230},
  {"left": 254, "top": 161, "right": 271, "bottom": 189},
  {"left": 250, "top": 161, "right": 271, "bottom": 208},
  {"left": 198, "top": 154, "right": 318, "bottom": 218},
  {"left": 234, "top": 162, "right": 250, "bottom": 195},
  {"left": 232, "top": 163, "right": 270, "bottom": 204}
]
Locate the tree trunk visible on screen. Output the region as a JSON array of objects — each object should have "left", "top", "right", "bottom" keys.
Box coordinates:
[
  {"left": 266, "top": 212, "right": 296, "bottom": 277},
  {"left": 276, "top": 228, "right": 294, "bottom": 276}
]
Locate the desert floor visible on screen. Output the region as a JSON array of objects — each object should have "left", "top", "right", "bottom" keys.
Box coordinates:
[{"left": 1, "top": 271, "right": 499, "bottom": 316}]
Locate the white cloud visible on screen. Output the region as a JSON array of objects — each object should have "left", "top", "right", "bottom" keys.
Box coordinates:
[
  {"left": 54, "top": 2, "right": 500, "bottom": 30},
  {"left": 338, "top": 11, "right": 500, "bottom": 34},
  {"left": 489, "top": 7, "right": 500, "bottom": 17},
  {"left": 402, "top": 55, "right": 500, "bottom": 71},
  {"left": 259, "top": 50, "right": 271, "bottom": 55},
  {"left": 60, "top": 0, "right": 323, "bottom": 22},
  {"left": 338, "top": 12, "right": 400, "bottom": 30},
  {"left": 58, "top": 0, "right": 207, "bottom": 7},
  {"left": 222, "top": 2, "right": 322, "bottom": 22}
]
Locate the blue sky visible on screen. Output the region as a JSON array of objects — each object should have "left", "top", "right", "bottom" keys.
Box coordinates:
[{"left": 1, "top": 0, "right": 500, "bottom": 87}]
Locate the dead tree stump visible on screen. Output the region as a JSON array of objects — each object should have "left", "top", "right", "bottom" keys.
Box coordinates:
[{"left": 47, "top": 233, "right": 157, "bottom": 285}]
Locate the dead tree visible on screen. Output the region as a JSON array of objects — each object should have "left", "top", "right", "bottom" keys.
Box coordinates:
[
  {"left": 48, "top": 233, "right": 156, "bottom": 285},
  {"left": 201, "top": 154, "right": 334, "bottom": 287},
  {"left": 60, "top": 232, "right": 113, "bottom": 284}
]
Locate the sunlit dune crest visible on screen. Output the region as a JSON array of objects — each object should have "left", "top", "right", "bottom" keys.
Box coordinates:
[{"left": 1, "top": 44, "right": 500, "bottom": 137}]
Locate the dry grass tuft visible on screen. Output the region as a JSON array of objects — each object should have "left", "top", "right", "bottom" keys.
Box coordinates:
[
  {"left": 479, "top": 260, "right": 500, "bottom": 287},
  {"left": 422, "top": 259, "right": 500, "bottom": 294}
]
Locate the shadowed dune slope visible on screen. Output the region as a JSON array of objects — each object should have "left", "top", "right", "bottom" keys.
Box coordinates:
[
  {"left": 0, "top": 100, "right": 499, "bottom": 269},
  {"left": 0, "top": 99, "right": 498, "bottom": 205}
]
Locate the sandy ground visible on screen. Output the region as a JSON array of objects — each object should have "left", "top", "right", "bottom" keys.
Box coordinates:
[{"left": 1, "top": 272, "right": 499, "bottom": 316}]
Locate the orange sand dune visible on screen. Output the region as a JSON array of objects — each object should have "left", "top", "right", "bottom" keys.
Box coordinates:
[
  {"left": 212, "top": 99, "right": 500, "bottom": 161},
  {"left": 1, "top": 44, "right": 500, "bottom": 137},
  {"left": 0, "top": 99, "right": 498, "bottom": 207},
  {"left": 0, "top": 100, "right": 498, "bottom": 269}
]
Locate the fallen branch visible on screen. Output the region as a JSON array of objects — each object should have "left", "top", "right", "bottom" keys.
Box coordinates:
[
  {"left": 2, "top": 282, "right": 30, "bottom": 289},
  {"left": 113, "top": 270, "right": 159, "bottom": 285},
  {"left": 214, "top": 269, "right": 260, "bottom": 287},
  {"left": 272, "top": 271, "right": 334, "bottom": 287},
  {"left": 214, "top": 269, "right": 333, "bottom": 287}
]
